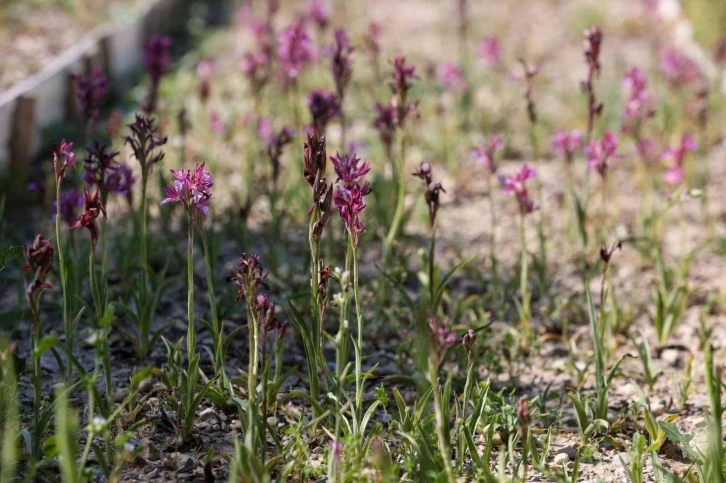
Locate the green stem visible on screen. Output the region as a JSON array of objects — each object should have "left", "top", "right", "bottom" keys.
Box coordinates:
[
  {"left": 186, "top": 216, "right": 195, "bottom": 360},
  {"left": 383, "top": 133, "right": 406, "bottom": 261},
  {"left": 429, "top": 358, "right": 455, "bottom": 483},
  {"left": 30, "top": 298, "right": 42, "bottom": 461},
  {"left": 55, "top": 180, "right": 71, "bottom": 381},
  {"left": 519, "top": 214, "right": 531, "bottom": 340},
  {"left": 352, "top": 241, "right": 364, "bottom": 432},
  {"left": 200, "top": 227, "right": 226, "bottom": 388}
]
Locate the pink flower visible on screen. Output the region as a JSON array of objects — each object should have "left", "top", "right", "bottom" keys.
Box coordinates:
[
  {"left": 329, "top": 29, "right": 354, "bottom": 99},
  {"left": 635, "top": 137, "right": 661, "bottom": 164},
  {"left": 305, "top": 0, "right": 330, "bottom": 30},
  {"left": 257, "top": 117, "right": 274, "bottom": 143},
  {"left": 331, "top": 152, "right": 371, "bottom": 189},
  {"left": 161, "top": 163, "right": 214, "bottom": 216},
  {"left": 210, "top": 111, "right": 225, "bottom": 134},
  {"left": 479, "top": 36, "right": 501, "bottom": 65},
  {"left": 662, "top": 134, "right": 696, "bottom": 185},
  {"left": 277, "top": 22, "right": 314, "bottom": 82},
  {"left": 500, "top": 164, "right": 536, "bottom": 214},
  {"left": 470, "top": 135, "right": 504, "bottom": 174},
  {"left": 551, "top": 129, "right": 583, "bottom": 162},
  {"left": 584, "top": 131, "right": 618, "bottom": 178},
  {"left": 663, "top": 165, "right": 684, "bottom": 186},
  {"left": 53, "top": 139, "right": 77, "bottom": 180},
  {"left": 334, "top": 183, "right": 369, "bottom": 246},
  {"left": 621, "top": 67, "right": 655, "bottom": 132},
  {"left": 437, "top": 61, "right": 467, "bottom": 92},
  {"left": 659, "top": 47, "right": 702, "bottom": 87}
]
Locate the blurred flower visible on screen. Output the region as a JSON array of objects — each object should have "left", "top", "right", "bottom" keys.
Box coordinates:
[
  {"left": 22, "top": 234, "right": 54, "bottom": 304},
  {"left": 308, "top": 89, "right": 341, "bottom": 133},
  {"left": 329, "top": 29, "right": 354, "bottom": 100},
  {"left": 231, "top": 253, "right": 267, "bottom": 301},
  {"left": 305, "top": 0, "right": 330, "bottom": 30},
  {"left": 714, "top": 36, "right": 726, "bottom": 66},
  {"left": 161, "top": 163, "right": 214, "bottom": 216},
  {"left": 363, "top": 22, "right": 382, "bottom": 81},
  {"left": 462, "top": 328, "right": 476, "bottom": 357},
  {"left": 304, "top": 132, "right": 334, "bottom": 237},
  {"left": 479, "top": 36, "right": 501, "bottom": 65},
  {"left": 125, "top": 114, "right": 168, "bottom": 172},
  {"left": 71, "top": 187, "right": 107, "bottom": 248},
  {"left": 583, "top": 26, "right": 602, "bottom": 74},
  {"left": 210, "top": 111, "right": 225, "bottom": 134},
  {"left": 334, "top": 183, "right": 368, "bottom": 246},
  {"left": 330, "top": 440, "right": 343, "bottom": 463},
  {"left": 106, "top": 163, "right": 136, "bottom": 204},
  {"left": 662, "top": 134, "right": 697, "bottom": 186},
  {"left": 142, "top": 35, "right": 172, "bottom": 113},
  {"left": 52, "top": 189, "right": 83, "bottom": 226},
  {"left": 659, "top": 47, "right": 702, "bottom": 88},
  {"left": 551, "top": 129, "right": 582, "bottom": 163},
  {"left": 73, "top": 67, "right": 107, "bottom": 125},
  {"left": 266, "top": 125, "right": 295, "bottom": 185},
  {"left": 471, "top": 135, "right": 504, "bottom": 174},
  {"left": 83, "top": 141, "right": 120, "bottom": 197},
  {"left": 373, "top": 102, "right": 396, "bottom": 154},
  {"left": 428, "top": 314, "right": 457, "bottom": 354},
  {"left": 390, "top": 56, "right": 418, "bottom": 128},
  {"left": 621, "top": 66, "right": 655, "bottom": 132},
  {"left": 257, "top": 117, "right": 274, "bottom": 143},
  {"left": 635, "top": 137, "right": 661, "bottom": 164},
  {"left": 413, "top": 161, "right": 445, "bottom": 225},
  {"left": 516, "top": 58, "right": 539, "bottom": 124},
  {"left": 500, "top": 164, "right": 536, "bottom": 214},
  {"left": 437, "top": 61, "right": 467, "bottom": 92},
  {"left": 53, "top": 139, "right": 77, "bottom": 180},
  {"left": 584, "top": 131, "right": 618, "bottom": 178},
  {"left": 516, "top": 397, "right": 531, "bottom": 439},
  {"left": 196, "top": 60, "right": 216, "bottom": 104},
  {"left": 241, "top": 50, "right": 269, "bottom": 96},
  {"left": 331, "top": 152, "right": 370, "bottom": 189},
  {"left": 278, "top": 22, "right": 314, "bottom": 82}
]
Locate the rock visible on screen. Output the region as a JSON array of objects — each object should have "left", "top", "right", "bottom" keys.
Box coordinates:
[
  {"left": 661, "top": 349, "right": 682, "bottom": 368},
  {"left": 553, "top": 452, "right": 569, "bottom": 466},
  {"left": 199, "top": 407, "right": 217, "bottom": 422},
  {"left": 555, "top": 445, "right": 577, "bottom": 460}
]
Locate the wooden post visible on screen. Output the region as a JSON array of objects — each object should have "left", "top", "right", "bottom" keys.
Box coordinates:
[{"left": 9, "top": 96, "right": 36, "bottom": 170}]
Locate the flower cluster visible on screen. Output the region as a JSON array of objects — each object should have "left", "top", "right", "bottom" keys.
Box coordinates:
[
  {"left": 659, "top": 47, "right": 702, "bottom": 88},
  {"left": 161, "top": 163, "right": 214, "bottom": 217},
  {"left": 662, "top": 134, "right": 697, "bottom": 186},
  {"left": 52, "top": 189, "right": 83, "bottom": 226},
  {"left": 231, "top": 253, "right": 267, "bottom": 301},
  {"left": 621, "top": 67, "right": 655, "bottom": 133},
  {"left": 470, "top": 135, "right": 504, "bottom": 174},
  {"left": 142, "top": 35, "right": 173, "bottom": 113},
  {"left": 551, "top": 129, "right": 583, "bottom": 164},
  {"left": 241, "top": 51, "right": 269, "bottom": 96},
  {"left": 584, "top": 131, "right": 618, "bottom": 179},
  {"left": 437, "top": 61, "right": 467, "bottom": 92},
  {"left": 413, "top": 162, "right": 446, "bottom": 225},
  {"left": 583, "top": 26, "right": 602, "bottom": 74},
  {"left": 428, "top": 314, "right": 457, "bottom": 356},
  {"left": 71, "top": 187, "right": 107, "bottom": 248},
  {"left": 329, "top": 28, "right": 354, "bottom": 99},
  {"left": 53, "top": 139, "right": 77, "bottom": 180},
  {"left": 106, "top": 163, "right": 136, "bottom": 204},
  {"left": 334, "top": 183, "right": 368, "bottom": 246},
  {"left": 305, "top": 0, "right": 330, "bottom": 30},
  {"left": 277, "top": 22, "right": 314, "bottom": 82},
  {"left": 22, "top": 234, "right": 54, "bottom": 305},
  {"left": 390, "top": 56, "right": 418, "bottom": 128},
  {"left": 308, "top": 89, "right": 341, "bottom": 133},
  {"left": 500, "top": 164, "right": 536, "bottom": 214},
  {"left": 479, "top": 36, "right": 501, "bottom": 65},
  {"left": 266, "top": 126, "right": 295, "bottom": 186},
  {"left": 303, "top": 132, "right": 334, "bottom": 238},
  {"left": 83, "top": 142, "right": 120, "bottom": 197},
  {"left": 73, "top": 67, "right": 107, "bottom": 125},
  {"left": 125, "top": 115, "right": 168, "bottom": 172},
  {"left": 331, "top": 152, "right": 370, "bottom": 189}
]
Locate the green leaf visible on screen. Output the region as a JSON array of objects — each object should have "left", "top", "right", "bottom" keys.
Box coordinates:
[{"left": 0, "top": 246, "right": 22, "bottom": 272}]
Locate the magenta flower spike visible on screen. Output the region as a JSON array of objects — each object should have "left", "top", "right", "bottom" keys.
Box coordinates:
[
  {"left": 143, "top": 34, "right": 173, "bottom": 84},
  {"left": 52, "top": 139, "right": 77, "bottom": 181},
  {"left": 231, "top": 253, "right": 267, "bottom": 301},
  {"left": 471, "top": 135, "right": 504, "bottom": 174},
  {"left": 106, "top": 163, "right": 136, "bottom": 203},
  {"left": 551, "top": 130, "right": 583, "bottom": 163},
  {"left": 305, "top": 0, "right": 330, "bottom": 30},
  {"left": 478, "top": 36, "right": 501, "bottom": 66},
  {"left": 71, "top": 187, "right": 107, "bottom": 248},
  {"left": 663, "top": 134, "right": 697, "bottom": 186},
  {"left": 428, "top": 314, "right": 457, "bottom": 354},
  {"left": 73, "top": 67, "right": 107, "bottom": 125},
  {"left": 52, "top": 189, "right": 83, "bottom": 226},
  {"left": 161, "top": 163, "right": 214, "bottom": 217},
  {"left": 22, "top": 234, "right": 55, "bottom": 303},
  {"left": 437, "top": 61, "right": 467, "bottom": 92},
  {"left": 621, "top": 67, "right": 655, "bottom": 133},
  {"left": 500, "top": 164, "right": 537, "bottom": 214},
  {"left": 373, "top": 102, "right": 397, "bottom": 153},
  {"left": 659, "top": 47, "right": 703, "bottom": 88},
  {"left": 331, "top": 152, "right": 371, "bottom": 189},
  {"left": 277, "top": 22, "right": 314, "bottom": 82},
  {"left": 329, "top": 28, "right": 354, "bottom": 99},
  {"left": 241, "top": 50, "right": 269, "bottom": 95},
  {"left": 307, "top": 89, "right": 341, "bottom": 133},
  {"left": 390, "top": 56, "right": 418, "bottom": 128},
  {"left": 334, "top": 183, "right": 369, "bottom": 247},
  {"left": 84, "top": 142, "right": 120, "bottom": 197},
  {"left": 584, "top": 131, "right": 618, "bottom": 179}
]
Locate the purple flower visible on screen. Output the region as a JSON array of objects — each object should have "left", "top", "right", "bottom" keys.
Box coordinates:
[
  {"left": 662, "top": 134, "right": 697, "bottom": 186},
  {"left": 73, "top": 67, "right": 107, "bottom": 125},
  {"left": 266, "top": 125, "right": 295, "bottom": 185},
  {"left": 329, "top": 29, "right": 354, "bottom": 99},
  {"left": 305, "top": 0, "right": 330, "bottom": 30},
  {"left": 621, "top": 67, "right": 655, "bottom": 132},
  {"left": 22, "top": 234, "right": 54, "bottom": 304},
  {"left": 551, "top": 130, "right": 583, "bottom": 163},
  {"left": 331, "top": 152, "right": 371, "bottom": 189},
  {"left": 278, "top": 22, "right": 314, "bottom": 82},
  {"left": 231, "top": 253, "right": 267, "bottom": 301},
  {"left": 330, "top": 440, "right": 343, "bottom": 462},
  {"left": 83, "top": 142, "right": 120, "bottom": 196},
  {"left": 390, "top": 56, "right": 418, "bottom": 128},
  {"left": 53, "top": 139, "right": 77, "bottom": 180},
  {"left": 308, "top": 89, "right": 340, "bottom": 133},
  {"left": 428, "top": 314, "right": 457, "bottom": 354},
  {"left": 583, "top": 26, "right": 602, "bottom": 73},
  {"left": 143, "top": 35, "right": 173, "bottom": 84},
  {"left": 52, "top": 189, "right": 83, "bottom": 226},
  {"left": 125, "top": 114, "right": 168, "bottom": 172},
  {"left": 437, "top": 61, "right": 467, "bottom": 92},
  {"left": 241, "top": 50, "right": 269, "bottom": 95},
  {"left": 161, "top": 163, "right": 214, "bottom": 216},
  {"left": 584, "top": 131, "right": 618, "bottom": 178},
  {"left": 479, "top": 36, "right": 501, "bottom": 65},
  {"left": 413, "top": 162, "right": 446, "bottom": 225},
  {"left": 471, "top": 136, "right": 504, "bottom": 174},
  {"left": 373, "top": 102, "right": 397, "bottom": 153},
  {"left": 500, "top": 164, "right": 536, "bottom": 214},
  {"left": 334, "top": 183, "right": 368, "bottom": 246},
  {"left": 635, "top": 137, "right": 661, "bottom": 164},
  {"left": 659, "top": 47, "right": 702, "bottom": 88},
  {"left": 257, "top": 117, "right": 274, "bottom": 143},
  {"left": 106, "top": 163, "right": 136, "bottom": 203}
]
